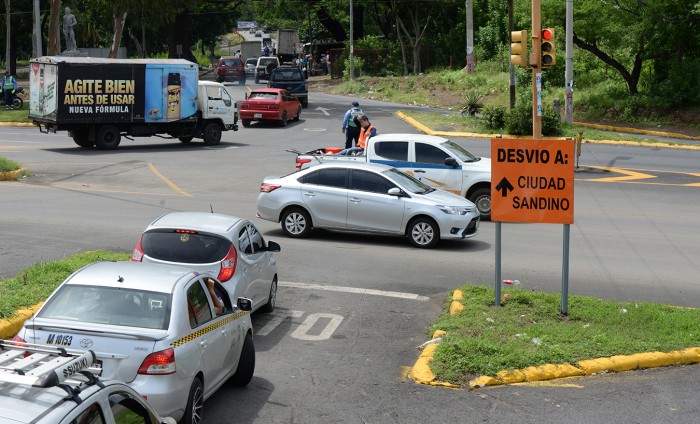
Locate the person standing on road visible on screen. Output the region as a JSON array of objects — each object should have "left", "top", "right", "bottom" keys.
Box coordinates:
[
  {"left": 341, "top": 101, "right": 363, "bottom": 149},
  {"left": 1, "top": 70, "right": 17, "bottom": 110}
]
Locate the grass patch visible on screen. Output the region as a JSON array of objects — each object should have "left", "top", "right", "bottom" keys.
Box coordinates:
[
  {"left": 0, "top": 250, "right": 131, "bottom": 319},
  {"left": 428, "top": 285, "right": 700, "bottom": 386},
  {"left": 0, "top": 157, "right": 21, "bottom": 173},
  {"left": 0, "top": 106, "right": 29, "bottom": 123}
]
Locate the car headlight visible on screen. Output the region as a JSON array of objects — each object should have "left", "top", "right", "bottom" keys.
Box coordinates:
[{"left": 437, "top": 205, "right": 474, "bottom": 215}]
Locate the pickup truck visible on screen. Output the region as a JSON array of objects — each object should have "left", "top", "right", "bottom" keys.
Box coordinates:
[
  {"left": 268, "top": 65, "right": 308, "bottom": 107},
  {"left": 292, "top": 133, "right": 492, "bottom": 220}
]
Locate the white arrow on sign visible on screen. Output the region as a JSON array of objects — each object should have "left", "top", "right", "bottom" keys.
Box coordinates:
[{"left": 315, "top": 107, "right": 330, "bottom": 116}]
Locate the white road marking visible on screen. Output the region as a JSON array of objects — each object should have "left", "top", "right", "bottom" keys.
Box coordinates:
[
  {"left": 302, "top": 127, "right": 328, "bottom": 132},
  {"left": 291, "top": 313, "right": 344, "bottom": 341},
  {"left": 279, "top": 281, "right": 430, "bottom": 301},
  {"left": 315, "top": 106, "right": 331, "bottom": 116}
]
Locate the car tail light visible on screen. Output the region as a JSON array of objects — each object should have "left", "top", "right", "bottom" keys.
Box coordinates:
[
  {"left": 11, "top": 335, "right": 26, "bottom": 344},
  {"left": 260, "top": 183, "right": 281, "bottom": 193},
  {"left": 296, "top": 158, "right": 312, "bottom": 170},
  {"left": 217, "top": 244, "right": 238, "bottom": 282},
  {"left": 131, "top": 235, "right": 144, "bottom": 262},
  {"left": 240, "top": 102, "right": 249, "bottom": 110},
  {"left": 138, "top": 348, "right": 176, "bottom": 375}
]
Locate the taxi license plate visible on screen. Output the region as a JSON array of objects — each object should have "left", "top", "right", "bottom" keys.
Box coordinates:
[{"left": 254, "top": 113, "right": 262, "bottom": 119}]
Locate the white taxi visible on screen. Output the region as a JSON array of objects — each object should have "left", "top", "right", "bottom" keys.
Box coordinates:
[{"left": 14, "top": 261, "right": 255, "bottom": 424}]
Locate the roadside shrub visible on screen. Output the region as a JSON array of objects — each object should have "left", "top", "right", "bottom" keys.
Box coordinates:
[
  {"left": 481, "top": 105, "right": 507, "bottom": 130},
  {"left": 0, "top": 157, "right": 21, "bottom": 173},
  {"left": 505, "top": 98, "right": 562, "bottom": 136},
  {"left": 460, "top": 91, "right": 484, "bottom": 116}
]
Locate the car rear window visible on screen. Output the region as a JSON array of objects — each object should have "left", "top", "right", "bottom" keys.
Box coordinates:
[
  {"left": 273, "top": 69, "right": 303, "bottom": 80},
  {"left": 141, "top": 230, "right": 232, "bottom": 264},
  {"left": 39, "top": 286, "right": 171, "bottom": 330},
  {"left": 249, "top": 92, "right": 278, "bottom": 100},
  {"left": 221, "top": 58, "right": 241, "bottom": 67}
]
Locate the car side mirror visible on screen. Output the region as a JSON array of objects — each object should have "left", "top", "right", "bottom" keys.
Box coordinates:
[
  {"left": 265, "top": 241, "right": 282, "bottom": 252},
  {"left": 237, "top": 297, "right": 253, "bottom": 312},
  {"left": 388, "top": 187, "right": 405, "bottom": 197},
  {"left": 444, "top": 157, "right": 459, "bottom": 168}
]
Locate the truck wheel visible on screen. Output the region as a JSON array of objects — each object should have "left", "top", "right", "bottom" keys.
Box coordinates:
[
  {"left": 179, "top": 136, "right": 193, "bottom": 143},
  {"left": 407, "top": 217, "right": 439, "bottom": 248},
  {"left": 469, "top": 188, "right": 491, "bottom": 221},
  {"left": 302, "top": 98, "right": 308, "bottom": 108},
  {"left": 95, "top": 125, "right": 121, "bottom": 150},
  {"left": 72, "top": 132, "right": 93, "bottom": 148},
  {"left": 229, "top": 333, "right": 255, "bottom": 387},
  {"left": 202, "top": 123, "right": 222, "bottom": 146},
  {"left": 281, "top": 207, "right": 312, "bottom": 238},
  {"left": 242, "top": 119, "right": 251, "bottom": 127},
  {"left": 280, "top": 111, "right": 288, "bottom": 127}
]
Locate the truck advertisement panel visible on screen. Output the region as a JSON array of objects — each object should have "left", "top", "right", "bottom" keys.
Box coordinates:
[{"left": 29, "top": 59, "right": 198, "bottom": 124}]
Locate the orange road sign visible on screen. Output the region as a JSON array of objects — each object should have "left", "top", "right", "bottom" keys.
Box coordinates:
[{"left": 491, "top": 138, "right": 575, "bottom": 224}]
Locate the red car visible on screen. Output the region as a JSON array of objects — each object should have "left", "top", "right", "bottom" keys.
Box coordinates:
[
  {"left": 239, "top": 88, "right": 302, "bottom": 127},
  {"left": 216, "top": 56, "right": 246, "bottom": 85}
]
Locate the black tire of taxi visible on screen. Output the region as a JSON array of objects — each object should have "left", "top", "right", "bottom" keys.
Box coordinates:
[
  {"left": 182, "top": 378, "right": 204, "bottom": 424},
  {"left": 229, "top": 333, "right": 255, "bottom": 386}
]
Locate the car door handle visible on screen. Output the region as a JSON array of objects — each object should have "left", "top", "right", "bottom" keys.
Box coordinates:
[
  {"left": 304, "top": 191, "right": 315, "bottom": 197},
  {"left": 200, "top": 341, "right": 207, "bottom": 348},
  {"left": 414, "top": 169, "right": 426, "bottom": 173},
  {"left": 349, "top": 197, "right": 361, "bottom": 203}
]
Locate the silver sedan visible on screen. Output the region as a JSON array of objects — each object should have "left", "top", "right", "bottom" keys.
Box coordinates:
[{"left": 256, "top": 162, "right": 480, "bottom": 248}]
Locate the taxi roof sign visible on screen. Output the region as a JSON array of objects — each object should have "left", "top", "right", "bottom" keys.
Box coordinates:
[{"left": 491, "top": 138, "right": 574, "bottom": 224}]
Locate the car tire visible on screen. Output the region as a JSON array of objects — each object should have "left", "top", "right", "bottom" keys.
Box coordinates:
[
  {"left": 202, "top": 122, "right": 222, "bottom": 146},
  {"left": 12, "top": 97, "right": 23, "bottom": 110},
  {"left": 242, "top": 119, "right": 251, "bottom": 127},
  {"left": 229, "top": 333, "right": 255, "bottom": 387},
  {"left": 469, "top": 188, "right": 491, "bottom": 221},
  {"left": 71, "top": 132, "right": 93, "bottom": 148},
  {"left": 182, "top": 378, "right": 203, "bottom": 424},
  {"left": 95, "top": 125, "right": 121, "bottom": 150},
  {"left": 407, "top": 217, "right": 439, "bottom": 248},
  {"left": 179, "top": 136, "right": 194, "bottom": 143},
  {"left": 259, "top": 278, "right": 277, "bottom": 313},
  {"left": 281, "top": 207, "right": 312, "bottom": 238},
  {"left": 293, "top": 106, "right": 301, "bottom": 121},
  {"left": 280, "top": 111, "right": 288, "bottom": 127}
]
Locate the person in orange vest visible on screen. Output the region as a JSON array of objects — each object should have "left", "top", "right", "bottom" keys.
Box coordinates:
[{"left": 338, "top": 115, "right": 377, "bottom": 156}]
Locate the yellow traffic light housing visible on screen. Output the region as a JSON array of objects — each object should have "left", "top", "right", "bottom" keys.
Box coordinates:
[
  {"left": 541, "top": 28, "right": 556, "bottom": 68},
  {"left": 510, "top": 30, "right": 528, "bottom": 68}
]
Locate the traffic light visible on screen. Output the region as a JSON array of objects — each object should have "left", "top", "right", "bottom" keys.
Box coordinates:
[
  {"left": 541, "top": 28, "right": 556, "bottom": 68},
  {"left": 510, "top": 30, "right": 528, "bottom": 68}
]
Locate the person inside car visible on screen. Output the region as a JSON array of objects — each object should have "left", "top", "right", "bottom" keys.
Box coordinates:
[{"left": 205, "top": 277, "right": 224, "bottom": 315}]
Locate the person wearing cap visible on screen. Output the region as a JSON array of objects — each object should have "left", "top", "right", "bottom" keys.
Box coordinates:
[
  {"left": 341, "top": 101, "right": 363, "bottom": 149},
  {"left": 338, "top": 115, "right": 377, "bottom": 156},
  {"left": 1, "top": 70, "right": 17, "bottom": 110}
]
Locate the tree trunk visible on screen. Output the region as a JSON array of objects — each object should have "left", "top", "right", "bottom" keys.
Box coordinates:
[
  {"left": 573, "top": 34, "right": 640, "bottom": 95},
  {"left": 5, "top": 0, "right": 10, "bottom": 71},
  {"left": 127, "top": 27, "right": 143, "bottom": 58},
  {"left": 108, "top": 11, "right": 128, "bottom": 59},
  {"left": 390, "top": 0, "right": 408, "bottom": 76},
  {"left": 168, "top": 13, "right": 196, "bottom": 62},
  {"left": 47, "top": 0, "right": 61, "bottom": 55}
]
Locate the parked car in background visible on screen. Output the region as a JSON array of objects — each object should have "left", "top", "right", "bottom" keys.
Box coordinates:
[
  {"left": 14, "top": 261, "right": 256, "bottom": 424},
  {"left": 245, "top": 57, "right": 258, "bottom": 76},
  {"left": 268, "top": 65, "right": 308, "bottom": 108},
  {"left": 216, "top": 56, "right": 246, "bottom": 85},
  {"left": 0, "top": 340, "right": 176, "bottom": 424},
  {"left": 239, "top": 88, "right": 302, "bottom": 127},
  {"left": 255, "top": 56, "right": 280, "bottom": 83},
  {"left": 132, "top": 212, "right": 281, "bottom": 313},
  {"left": 256, "top": 162, "right": 480, "bottom": 248}
]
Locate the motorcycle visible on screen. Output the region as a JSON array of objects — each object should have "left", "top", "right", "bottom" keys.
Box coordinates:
[{"left": 0, "top": 87, "right": 24, "bottom": 110}]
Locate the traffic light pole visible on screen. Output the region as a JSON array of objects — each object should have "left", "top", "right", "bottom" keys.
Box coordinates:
[{"left": 531, "top": 0, "right": 542, "bottom": 139}]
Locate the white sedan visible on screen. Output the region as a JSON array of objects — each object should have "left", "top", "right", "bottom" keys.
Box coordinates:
[
  {"left": 256, "top": 162, "right": 480, "bottom": 248},
  {"left": 15, "top": 261, "right": 255, "bottom": 424}
]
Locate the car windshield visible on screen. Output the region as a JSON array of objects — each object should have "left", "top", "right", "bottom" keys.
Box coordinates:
[
  {"left": 141, "top": 230, "right": 232, "bottom": 263},
  {"left": 38, "top": 285, "right": 171, "bottom": 330},
  {"left": 249, "top": 92, "right": 278, "bottom": 100},
  {"left": 441, "top": 140, "right": 479, "bottom": 162},
  {"left": 382, "top": 167, "right": 433, "bottom": 194}
]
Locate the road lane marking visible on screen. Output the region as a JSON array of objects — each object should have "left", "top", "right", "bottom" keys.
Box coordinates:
[
  {"left": 147, "top": 163, "right": 191, "bottom": 197},
  {"left": 279, "top": 281, "right": 430, "bottom": 301},
  {"left": 582, "top": 166, "right": 656, "bottom": 182}
]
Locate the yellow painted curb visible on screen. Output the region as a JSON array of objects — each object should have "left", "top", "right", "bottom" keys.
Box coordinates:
[
  {"left": 449, "top": 301, "right": 464, "bottom": 315},
  {"left": 573, "top": 121, "right": 700, "bottom": 141},
  {"left": 0, "top": 167, "right": 26, "bottom": 181},
  {"left": 0, "top": 303, "right": 42, "bottom": 339},
  {"left": 0, "top": 122, "right": 34, "bottom": 127},
  {"left": 452, "top": 289, "right": 463, "bottom": 301}
]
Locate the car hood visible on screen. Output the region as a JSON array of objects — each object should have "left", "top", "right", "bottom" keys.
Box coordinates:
[
  {"left": 464, "top": 156, "right": 491, "bottom": 170},
  {"left": 412, "top": 187, "right": 477, "bottom": 207}
]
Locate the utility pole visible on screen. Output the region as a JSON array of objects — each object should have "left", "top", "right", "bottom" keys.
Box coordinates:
[
  {"left": 565, "top": 0, "right": 573, "bottom": 124},
  {"left": 508, "top": 0, "right": 515, "bottom": 108},
  {"left": 33, "top": 0, "right": 42, "bottom": 57},
  {"left": 465, "top": 0, "right": 474, "bottom": 73},
  {"left": 349, "top": 0, "right": 354, "bottom": 80}
]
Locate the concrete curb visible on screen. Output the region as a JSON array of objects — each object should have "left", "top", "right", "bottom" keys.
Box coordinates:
[
  {"left": 410, "top": 289, "right": 700, "bottom": 389},
  {"left": 0, "top": 167, "right": 27, "bottom": 181},
  {"left": 395, "top": 111, "right": 700, "bottom": 150},
  {"left": 0, "top": 303, "right": 42, "bottom": 339}
]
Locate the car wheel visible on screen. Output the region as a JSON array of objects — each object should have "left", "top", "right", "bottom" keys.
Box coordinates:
[
  {"left": 202, "top": 123, "right": 222, "bottom": 146},
  {"left": 71, "top": 132, "right": 93, "bottom": 148},
  {"left": 95, "top": 125, "right": 121, "bottom": 150},
  {"left": 280, "top": 111, "right": 288, "bottom": 127},
  {"left": 293, "top": 106, "right": 301, "bottom": 121},
  {"left": 260, "top": 278, "right": 277, "bottom": 313},
  {"left": 469, "top": 188, "right": 491, "bottom": 221},
  {"left": 12, "top": 97, "right": 23, "bottom": 110},
  {"left": 242, "top": 119, "right": 251, "bottom": 127},
  {"left": 229, "top": 333, "right": 255, "bottom": 386},
  {"left": 408, "top": 217, "right": 439, "bottom": 248},
  {"left": 179, "top": 136, "right": 194, "bottom": 143},
  {"left": 182, "top": 378, "right": 204, "bottom": 424},
  {"left": 281, "top": 207, "right": 312, "bottom": 238}
]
